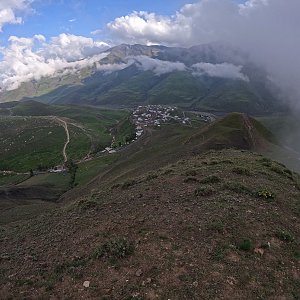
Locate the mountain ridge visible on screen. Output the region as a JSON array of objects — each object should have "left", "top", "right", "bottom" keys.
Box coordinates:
[{"left": 0, "top": 43, "right": 286, "bottom": 114}]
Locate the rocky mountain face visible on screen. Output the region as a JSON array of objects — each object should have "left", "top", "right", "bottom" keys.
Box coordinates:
[{"left": 0, "top": 43, "right": 286, "bottom": 114}]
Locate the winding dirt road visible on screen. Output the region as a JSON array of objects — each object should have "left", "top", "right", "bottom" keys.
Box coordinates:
[{"left": 53, "top": 117, "right": 70, "bottom": 163}]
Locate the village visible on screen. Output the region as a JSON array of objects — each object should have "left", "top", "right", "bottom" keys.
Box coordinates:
[
  {"left": 103, "top": 105, "right": 217, "bottom": 155},
  {"left": 132, "top": 105, "right": 191, "bottom": 136}
]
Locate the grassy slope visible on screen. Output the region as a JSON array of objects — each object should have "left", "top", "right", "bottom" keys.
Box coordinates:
[
  {"left": 1, "top": 149, "right": 300, "bottom": 299},
  {"left": 0, "top": 102, "right": 129, "bottom": 174},
  {"left": 113, "top": 117, "right": 136, "bottom": 147},
  {"left": 2, "top": 114, "right": 300, "bottom": 299},
  {"left": 0, "top": 117, "right": 65, "bottom": 172}
]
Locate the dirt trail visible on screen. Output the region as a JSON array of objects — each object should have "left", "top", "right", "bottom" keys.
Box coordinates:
[{"left": 54, "top": 117, "right": 70, "bottom": 163}]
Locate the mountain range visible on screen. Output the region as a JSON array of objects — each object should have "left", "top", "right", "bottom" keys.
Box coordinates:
[{"left": 0, "top": 43, "right": 286, "bottom": 114}]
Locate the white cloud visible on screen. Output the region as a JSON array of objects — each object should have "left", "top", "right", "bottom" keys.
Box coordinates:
[
  {"left": 96, "top": 61, "right": 132, "bottom": 74},
  {"left": 107, "top": 11, "right": 189, "bottom": 46},
  {"left": 91, "top": 29, "right": 102, "bottom": 35},
  {"left": 0, "top": 0, "right": 33, "bottom": 31},
  {"left": 107, "top": 0, "right": 300, "bottom": 104},
  {"left": 42, "top": 33, "right": 110, "bottom": 61},
  {"left": 192, "top": 62, "right": 249, "bottom": 81},
  {"left": 0, "top": 34, "right": 110, "bottom": 91},
  {"left": 134, "top": 56, "right": 186, "bottom": 75}
]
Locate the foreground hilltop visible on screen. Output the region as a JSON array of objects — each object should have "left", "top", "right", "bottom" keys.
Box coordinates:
[
  {"left": 1, "top": 149, "right": 300, "bottom": 299},
  {"left": 1, "top": 113, "right": 300, "bottom": 299}
]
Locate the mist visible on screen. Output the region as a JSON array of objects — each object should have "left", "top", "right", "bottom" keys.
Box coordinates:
[{"left": 109, "top": 0, "right": 300, "bottom": 108}]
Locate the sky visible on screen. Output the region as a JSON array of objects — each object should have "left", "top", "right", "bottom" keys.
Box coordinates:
[
  {"left": 0, "top": 0, "right": 246, "bottom": 47},
  {"left": 0, "top": 0, "right": 193, "bottom": 45},
  {"left": 0, "top": 0, "right": 300, "bottom": 107}
]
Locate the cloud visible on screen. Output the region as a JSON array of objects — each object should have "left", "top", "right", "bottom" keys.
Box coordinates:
[
  {"left": 91, "top": 29, "right": 102, "bottom": 35},
  {"left": 107, "top": 0, "right": 300, "bottom": 104},
  {"left": 107, "top": 11, "right": 188, "bottom": 46},
  {"left": 0, "top": 0, "right": 33, "bottom": 31},
  {"left": 42, "top": 33, "right": 110, "bottom": 61},
  {"left": 134, "top": 56, "right": 186, "bottom": 75},
  {"left": 0, "top": 34, "right": 110, "bottom": 91},
  {"left": 96, "top": 61, "right": 132, "bottom": 74},
  {"left": 192, "top": 62, "right": 249, "bottom": 81}
]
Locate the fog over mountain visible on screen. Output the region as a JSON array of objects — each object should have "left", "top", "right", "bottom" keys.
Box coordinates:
[
  {"left": 0, "top": 0, "right": 299, "bottom": 108},
  {"left": 109, "top": 0, "right": 300, "bottom": 107}
]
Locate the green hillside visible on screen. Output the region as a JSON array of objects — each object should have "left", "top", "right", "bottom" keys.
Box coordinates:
[
  {"left": 0, "top": 102, "right": 129, "bottom": 172},
  {"left": 0, "top": 44, "right": 285, "bottom": 114},
  {"left": 1, "top": 114, "right": 300, "bottom": 299}
]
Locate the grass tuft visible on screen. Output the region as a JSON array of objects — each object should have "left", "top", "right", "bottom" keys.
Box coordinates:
[
  {"left": 200, "top": 175, "right": 221, "bottom": 184},
  {"left": 195, "top": 186, "right": 216, "bottom": 196},
  {"left": 122, "top": 179, "right": 138, "bottom": 189},
  {"left": 275, "top": 230, "right": 294, "bottom": 242},
  {"left": 237, "top": 239, "right": 253, "bottom": 251},
  {"left": 224, "top": 181, "right": 252, "bottom": 195},
  {"left": 256, "top": 188, "right": 275, "bottom": 200},
  {"left": 94, "top": 238, "right": 135, "bottom": 260},
  {"left": 232, "top": 167, "right": 252, "bottom": 176}
]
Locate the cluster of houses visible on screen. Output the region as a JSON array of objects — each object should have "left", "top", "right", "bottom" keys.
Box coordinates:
[
  {"left": 196, "top": 113, "right": 214, "bottom": 123},
  {"left": 132, "top": 105, "right": 191, "bottom": 131}
]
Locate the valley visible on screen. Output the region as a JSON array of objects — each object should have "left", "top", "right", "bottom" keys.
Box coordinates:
[
  {"left": 1, "top": 108, "right": 300, "bottom": 299},
  {"left": 0, "top": 42, "right": 300, "bottom": 299}
]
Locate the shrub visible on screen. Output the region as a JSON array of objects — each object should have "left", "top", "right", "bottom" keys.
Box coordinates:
[
  {"left": 208, "top": 221, "right": 224, "bottom": 233},
  {"left": 238, "top": 239, "right": 253, "bottom": 251},
  {"left": 200, "top": 175, "right": 221, "bottom": 184},
  {"left": 146, "top": 173, "right": 158, "bottom": 181},
  {"left": 211, "top": 243, "right": 230, "bottom": 260},
  {"left": 275, "top": 230, "right": 294, "bottom": 242},
  {"left": 232, "top": 167, "right": 252, "bottom": 176},
  {"left": 293, "top": 250, "right": 300, "bottom": 260},
  {"left": 220, "top": 160, "right": 234, "bottom": 164},
  {"left": 184, "top": 177, "right": 198, "bottom": 183},
  {"left": 77, "top": 199, "right": 98, "bottom": 210},
  {"left": 163, "top": 169, "right": 174, "bottom": 175},
  {"left": 122, "top": 179, "right": 138, "bottom": 189},
  {"left": 185, "top": 170, "right": 197, "bottom": 176},
  {"left": 256, "top": 188, "right": 275, "bottom": 200},
  {"left": 195, "top": 186, "right": 215, "bottom": 196},
  {"left": 94, "top": 238, "right": 135, "bottom": 260},
  {"left": 111, "top": 183, "right": 120, "bottom": 189},
  {"left": 259, "top": 157, "right": 272, "bottom": 167},
  {"left": 269, "top": 165, "right": 284, "bottom": 175},
  {"left": 224, "top": 181, "right": 252, "bottom": 195}
]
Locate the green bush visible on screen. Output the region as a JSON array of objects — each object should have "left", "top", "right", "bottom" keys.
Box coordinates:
[
  {"left": 238, "top": 239, "right": 253, "bottom": 251},
  {"left": 185, "top": 170, "right": 197, "bottom": 176},
  {"left": 232, "top": 167, "right": 252, "bottom": 176},
  {"left": 77, "top": 199, "right": 98, "bottom": 210},
  {"left": 195, "top": 186, "right": 216, "bottom": 196},
  {"left": 224, "top": 181, "right": 252, "bottom": 195},
  {"left": 94, "top": 238, "right": 135, "bottom": 260},
  {"left": 200, "top": 175, "right": 221, "bottom": 184},
  {"left": 275, "top": 230, "right": 294, "bottom": 242},
  {"left": 256, "top": 188, "right": 275, "bottom": 200},
  {"left": 184, "top": 177, "right": 198, "bottom": 183},
  {"left": 122, "top": 179, "right": 138, "bottom": 189},
  {"left": 146, "top": 173, "right": 158, "bottom": 181},
  {"left": 208, "top": 221, "right": 224, "bottom": 233}
]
